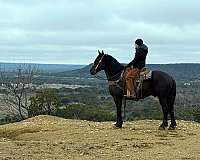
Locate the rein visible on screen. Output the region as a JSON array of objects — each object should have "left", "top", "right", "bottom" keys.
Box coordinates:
[
  {"left": 92, "top": 53, "right": 125, "bottom": 90},
  {"left": 94, "top": 70, "right": 123, "bottom": 81},
  {"left": 94, "top": 70, "right": 124, "bottom": 91}
]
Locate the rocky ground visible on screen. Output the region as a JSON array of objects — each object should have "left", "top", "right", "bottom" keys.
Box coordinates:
[{"left": 0, "top": 115, "right": 200, "bottom": 160}]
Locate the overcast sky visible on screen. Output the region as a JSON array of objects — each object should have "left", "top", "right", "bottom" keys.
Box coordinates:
[{"left": 0, "top": 0, "right": 200, "bottom": 64}]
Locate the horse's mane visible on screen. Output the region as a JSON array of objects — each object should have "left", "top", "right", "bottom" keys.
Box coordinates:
[{"left": 105, "top": 54, "right": 124, "bottom": 69}]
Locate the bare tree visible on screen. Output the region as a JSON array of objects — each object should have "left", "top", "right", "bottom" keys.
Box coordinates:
[{"left": 0, "top": 64, "right": 38, "bottom": 120}]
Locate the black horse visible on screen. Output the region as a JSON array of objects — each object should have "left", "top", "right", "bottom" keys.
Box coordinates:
[{"left": 90, "top": 50, "right": 177, "bottom": 130}]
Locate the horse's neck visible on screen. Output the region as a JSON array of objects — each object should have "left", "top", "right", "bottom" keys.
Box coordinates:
[{"left": 104, "top": 56, "right": 124, "bottom": 81}]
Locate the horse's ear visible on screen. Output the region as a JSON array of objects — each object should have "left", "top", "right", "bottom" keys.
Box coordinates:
[
  {"left": 98, "top": 50, "right": 101, "bottom": 55},
  {"left": 102, "top": 50, "right": 104, "bottom": 55}
]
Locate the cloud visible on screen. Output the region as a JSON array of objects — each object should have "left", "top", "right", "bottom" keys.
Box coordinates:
[{"left": 0, "top": 0, "right": 200, "bottom": 64}]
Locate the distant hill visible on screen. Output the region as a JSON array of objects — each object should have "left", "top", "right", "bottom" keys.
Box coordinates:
[
  {"left": 54, "top": 63, "right": 200, "bottom": 82},
  {"left": 55, "top": 63, "right": 93, "bottom": 77},
  {"left": 2, "top": 62, "right": 200, "bottom": 81},
  {"left": 0, "top": 62, "right": 85, "bottom": 73},
  {"left": 54, "top": 63, "right": 105, "bottom": 78},
  {"left": 147, "top": 63, "right": 200, "bottom": 81},
  {"left": 1, "top": 62, "right": 200, "bottom": 83}
]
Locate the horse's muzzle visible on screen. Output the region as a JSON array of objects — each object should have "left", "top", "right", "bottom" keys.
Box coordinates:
[{"left": 90, "top": 68, "right": 96, "bottom": 75}]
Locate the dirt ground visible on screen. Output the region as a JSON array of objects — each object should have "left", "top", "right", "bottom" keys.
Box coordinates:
[{"left": 0, "top": 115, "right": 200, "bottom": 160}]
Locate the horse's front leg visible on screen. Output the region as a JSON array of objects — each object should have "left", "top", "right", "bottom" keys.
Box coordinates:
[{"left": 113, "top": 96, "right": 123, "bottom": 128}]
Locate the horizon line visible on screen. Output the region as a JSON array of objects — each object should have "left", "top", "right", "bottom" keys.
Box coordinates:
[{"left": 1, "top": 61, "right": 200, "bottom": 65}]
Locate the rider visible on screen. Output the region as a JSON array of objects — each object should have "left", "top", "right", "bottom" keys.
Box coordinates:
[{"left": 124, "top": 38, "right": 148, "bottom": 98}]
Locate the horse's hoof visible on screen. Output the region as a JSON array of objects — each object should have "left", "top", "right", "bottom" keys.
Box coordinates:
[
  {"left": 114, "top": 123, "right": 122, "bottom": 129},
  {"left": 158, "top": 124, "right": 167, "bottom": 130},
  {"left": 158, "top": 126, "right": 165, "bottom": 130},
  {"left": 168, "top": 125, "right": 176, "bottom": 130}
]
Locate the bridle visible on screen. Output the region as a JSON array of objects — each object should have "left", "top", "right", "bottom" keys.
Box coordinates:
[
  {"left": 93, "top": 54, "right": 124, "bottom": 90},
  {"left": 94, "top": 54, "right": 105, "bottom": 71},
  {"left": 93, "top": 54, "right": 124, "bottom": 81}
]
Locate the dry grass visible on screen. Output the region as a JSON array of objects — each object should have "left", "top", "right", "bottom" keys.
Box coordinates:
[{"left": 0, "top": 115, "right": 200, "bottom": 160}]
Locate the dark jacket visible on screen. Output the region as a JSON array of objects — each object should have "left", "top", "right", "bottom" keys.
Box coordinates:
[{"left": 127, "top": 44, "right": 148, "bottom": 69}]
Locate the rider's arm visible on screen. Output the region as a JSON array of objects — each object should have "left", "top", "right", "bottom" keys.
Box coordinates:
[{"left": 126, "top": 49, "right": 141, "bottom": 68}]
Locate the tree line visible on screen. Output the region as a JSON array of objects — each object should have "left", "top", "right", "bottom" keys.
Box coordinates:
[{"left": 1, "top": 65, "right": 200, "bottom": 124}]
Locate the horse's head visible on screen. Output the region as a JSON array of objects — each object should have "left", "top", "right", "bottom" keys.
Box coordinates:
[{"left": 90, "top": 50, "right": 106, "bottom": 75}]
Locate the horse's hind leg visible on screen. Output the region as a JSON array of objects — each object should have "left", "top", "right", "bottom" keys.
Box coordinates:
[
  {"left": 168, "top": 108, "right": 176, "bottom": 130},
  {"left": 158, "top": 97, "right": 169, "bottom": 130},
  {"left": 168, "top": 98, "right": 177, "bottom": 130}
]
